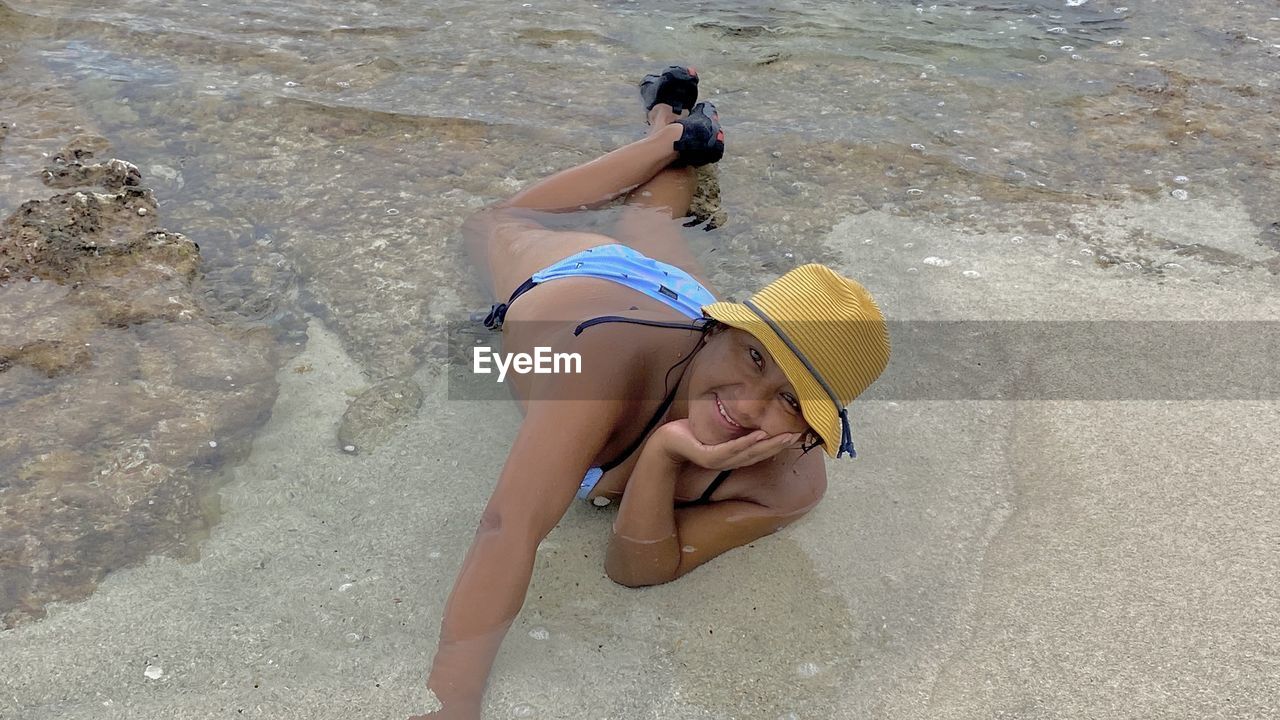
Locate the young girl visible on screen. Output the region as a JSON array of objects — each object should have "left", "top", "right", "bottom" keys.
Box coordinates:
[{"left": 418, "top": 66, "right": 890, "bottom": 719}]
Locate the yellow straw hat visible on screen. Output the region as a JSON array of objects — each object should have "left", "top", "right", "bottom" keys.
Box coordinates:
[{"left": 701, "top": 264, "right": 890, "bottom": 458}]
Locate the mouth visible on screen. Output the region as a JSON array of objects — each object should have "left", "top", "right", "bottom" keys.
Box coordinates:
[{"left": 714, "top": 393, "right": 744, "bottom": 431}]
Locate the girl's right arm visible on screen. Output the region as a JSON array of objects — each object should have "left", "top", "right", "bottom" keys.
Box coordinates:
[{"left": 417, "top": 393, "right": 620, "bottom": 718}]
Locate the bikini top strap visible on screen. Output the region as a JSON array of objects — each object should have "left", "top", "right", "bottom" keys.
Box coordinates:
[
  {"left": 582, "top": 313, "right": 713, "bottom": 473},
  {"left": 598, "top": 380, "right": 681, "bottom": 473},
  {"left": 699, "top": 469, "right": 733, "bottom": 503},
  {"left": 573, "top": 315, "right": 711, "bottom": 336},
  {"left": 673, "top": 469, "right": 734, "bottom": 509}
]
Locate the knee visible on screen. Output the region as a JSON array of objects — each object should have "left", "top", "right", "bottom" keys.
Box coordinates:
[
  {"left": 461, "top": 206, "right": 500, "bottom": 241},
  {"left": 462, "top": 205, "right": 540, "bottom": 242}
]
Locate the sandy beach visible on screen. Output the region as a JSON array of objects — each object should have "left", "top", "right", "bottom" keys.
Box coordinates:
[
  {"left": 3, "top": 1, "right": 1279, "bottom": 717},
  {"left": 5, "top": 197, "right": 1278, "bottom": 718}
]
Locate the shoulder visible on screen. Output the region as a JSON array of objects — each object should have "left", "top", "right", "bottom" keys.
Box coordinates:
[
  {"left": 732, "top": 446, "right": 827, "bottom": 515},
  {"left": 544, "top": 306, "right": 708, "bottom": 383}
]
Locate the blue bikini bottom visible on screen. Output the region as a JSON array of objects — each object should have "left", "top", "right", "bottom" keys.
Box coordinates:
[
  {"left": 483, "top": 244, "right": 716, "bottom": 331},
  {"left": 480, "top": 244, "right": 717, "bottom": 504}
]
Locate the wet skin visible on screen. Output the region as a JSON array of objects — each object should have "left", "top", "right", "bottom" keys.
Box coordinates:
[{"left": 419, "top": 102, "right": 828, "bottom": 720}]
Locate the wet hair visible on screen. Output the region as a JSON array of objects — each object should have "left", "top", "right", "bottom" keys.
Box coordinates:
[
  {"left": 660, "top": 318, "right": 720, "bottom": 392},
  {"left": 799, "top": 432, "right": 823, "bottom": 455}
]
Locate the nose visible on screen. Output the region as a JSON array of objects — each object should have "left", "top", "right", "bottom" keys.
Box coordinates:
[{"left": 730, "top": 387, "right": 773, "bottom": 429}]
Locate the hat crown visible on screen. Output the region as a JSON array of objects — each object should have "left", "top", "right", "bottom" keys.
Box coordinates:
[
  {"left": 748, "top": 264, "right": 890, "bottom": 406},
  {"left": 700, "top": 264, "right": 891, "bottom": 457}
]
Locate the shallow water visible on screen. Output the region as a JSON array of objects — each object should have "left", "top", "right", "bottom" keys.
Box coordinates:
[{"left": 1, "top": 0, "right": 1278, "bottom": 715}]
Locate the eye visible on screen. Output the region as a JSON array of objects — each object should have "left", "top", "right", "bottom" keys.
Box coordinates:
[
  {"left": 747, "top": 346, "right": 764, "bottom": 371},
  {"left": 781, "top": 392, "right": 801, "bottom": 413}
]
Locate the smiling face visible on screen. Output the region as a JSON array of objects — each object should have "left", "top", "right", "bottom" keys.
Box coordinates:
[{"left": 680, "top": 326, "right": 816, "bottom": 447}]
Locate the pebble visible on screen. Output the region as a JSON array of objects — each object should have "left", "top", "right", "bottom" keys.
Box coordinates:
[
  {"left": 342, "top": 445, "right": 357, "bottom": 453},
  {"left": 1173, "top": 175, "right": 1189, "bottom": 184},
  {"left": 137, "top": 208, "right": 148, "bottom": 216},
  {"left": 591, "top": 496, "right": 611, "bottom": 506},
  {"left": 910, "top": 143, "right": 925, "bottom": 151},
  {"left": 208, "top": 441, "right": 218, "bottom": 448},
  {"left": 345, "top": 632, "right": 362, "bottom": 643},
  {"left": 528, "top": 627, "right": 549, "bottom": 640},
  {"left": 923, "top": 256, "right": 952, "bottom": 267},
  {"left": 143, "top": 665, "right": 163, "bottom": 680},
  {"left": 962, "top": 270, "right": 982, "bottom": 279},
  {"left": 339, "top": 582, "right": 354, "bottom": 592},
  {"left": 795, "top": 661, "right": 821, "bottom": 678},
  {"left": 1171, "top": 189, "right": 1189, "bottom": 200},
  {"left": 906, "top": 188, "right": 924, "bottom": 196},
  {"left": 1010, "top": 236, "right": 1025, "bottom": 245}
]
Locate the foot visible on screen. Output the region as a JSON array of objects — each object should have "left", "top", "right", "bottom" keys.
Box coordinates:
[
  {"left": 640, "top": 65, "right": 699, "bottom": 120},
  {"left": 672, "top": 102, "right": 724, "bottom": 167},
  {"left": 646, "top": 103, "right": 687, "bottom": 129}
]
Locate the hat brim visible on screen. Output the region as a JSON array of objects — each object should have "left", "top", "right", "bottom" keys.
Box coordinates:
[{"left": 701, "top": 301, "right": 842, "bottom": 458}]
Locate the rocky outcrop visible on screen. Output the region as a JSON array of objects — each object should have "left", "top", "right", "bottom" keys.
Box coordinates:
[{"left": 0, "top": 137, "right": 281, "bottom": 628}]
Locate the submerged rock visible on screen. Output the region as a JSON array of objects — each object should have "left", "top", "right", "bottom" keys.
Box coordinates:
[
  {"left": 0, "top": 137, "right": 280, "bottom": 629},
  {"left": 336, "top": 377, "right": 424, "bottom": 454},
  {"left": 41, "top": 157, "right": 142, "bottom": 192},
  {"left": 688, "top": 164, "right": 728, "bottom": 230}
]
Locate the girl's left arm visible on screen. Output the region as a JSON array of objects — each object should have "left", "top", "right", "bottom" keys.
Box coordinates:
[{"left": 605, "top": 423, "right": 823, "bottom": 587}]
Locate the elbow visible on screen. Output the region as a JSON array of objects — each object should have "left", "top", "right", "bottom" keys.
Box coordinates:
[
  {"left": 605, "top": 568, "right": 672, "bottom": 589},
  {"left": 604, "top": 554, "right": 677, "bottom": 588}
]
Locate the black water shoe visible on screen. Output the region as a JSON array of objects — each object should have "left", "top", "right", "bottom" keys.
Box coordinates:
[
  {"left": 672, "top": 101, "right": 724, "bottom": 167},
  {"left": 639, "top": 65, "right": 699, "bottom": 118}
]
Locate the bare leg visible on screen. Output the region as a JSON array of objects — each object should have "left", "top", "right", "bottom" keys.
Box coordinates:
[
  {"left": 498, "top": 124, "right": 684, "bottom": 213},
  {"left": 621, "top": 105, "right": 697, "bottom": 218},
  {"left": 611, "top": 105, "right": 705, "bottom": 277},
  {"left": 465, "top": 107, "right": 704, "bottom": 298}
]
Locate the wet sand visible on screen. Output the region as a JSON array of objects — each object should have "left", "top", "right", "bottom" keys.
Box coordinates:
[
  {"left": 3, "top": 0, "right": 1279, "bottom": 716},
  {"left": 3, "top": 197, "right": 1277, "bottom": 718}
]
